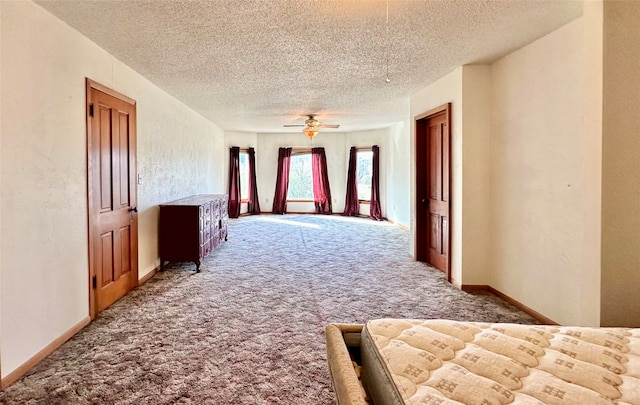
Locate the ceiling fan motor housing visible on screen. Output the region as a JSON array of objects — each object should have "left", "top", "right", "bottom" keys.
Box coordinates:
[{"left": 305, "top": 116, "right": 320, "bottom": 127}]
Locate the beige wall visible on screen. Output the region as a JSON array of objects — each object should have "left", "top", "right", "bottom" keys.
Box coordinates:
[
  {"left": 460, "top": 66, "right": 491, "bottom": 285},
  {"left": 409, "top": 66, "right": 492, "bottom": 287},
  {"left": 0, "top": 0, "right": 3, "bottom": 377},
  {"left": 600, "top": 0, "right": 640, "bottom": 327},
  {"left": 580, "top": 0, "right": 604, "bottom": 326},
  {"left": 489, "top": 15, "right": 601, "bottom": 326},
  {"left": 408, "top": 6, "right": 617, "bottom": 326},
  {"left": 1, "top": 1, "right": 224, "bottom": 377}
]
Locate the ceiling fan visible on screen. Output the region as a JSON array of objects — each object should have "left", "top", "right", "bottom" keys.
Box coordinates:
[{"left": 284, "top": 115, "right": 340, "bottom": 138}]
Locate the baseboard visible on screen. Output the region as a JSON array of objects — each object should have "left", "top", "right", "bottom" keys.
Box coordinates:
[
  {"left": 1, "top": 316, "right": 91, "bottom": 389},
  {"left": 460, "top": 284, "right": 490, "bottom": 292},
  {"left": 271, "top": 211, "right": 387, "bottom": 221},
  {"left": 236, "top": 213, "right": 399, "bottom": 226},
  {"left": 386, "top": 218, "right": 409, "bottom": 231},
  {"left": 461, "top": 284, "right": 558, "bottom": 325},
  {"left": 139, "top": 265, "right": 159, "bottom": 285},
  {"left": 284, "top": 211, "right": 352, "bottom": 216},
  {"left": 2, "top": 267, "right": 160, "bottom": 389}
]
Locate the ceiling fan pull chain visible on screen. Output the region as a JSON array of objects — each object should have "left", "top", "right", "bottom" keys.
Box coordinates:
[{"left": 385, "top": 1, "right": 391, "bottom": 84}]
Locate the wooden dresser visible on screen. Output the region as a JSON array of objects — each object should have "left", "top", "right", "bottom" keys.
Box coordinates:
[{"left": 159, "top": 194, "right": 229, "bottom": 272}]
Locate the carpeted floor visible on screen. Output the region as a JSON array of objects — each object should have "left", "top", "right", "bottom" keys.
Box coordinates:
[{"left": 1, "top": 215, "right": 538, "bottom": 404}]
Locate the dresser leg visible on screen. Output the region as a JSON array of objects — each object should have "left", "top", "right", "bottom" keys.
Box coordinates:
[
  {"left": 195, "top": 261, "right": 201, "bottom": 273},
  {"left": 160, "top": 259, "right": 164, "bottom": 271}
]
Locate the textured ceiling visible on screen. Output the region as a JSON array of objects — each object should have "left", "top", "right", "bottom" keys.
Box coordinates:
[{"left": 36, "top": 0, "right": 583, "bottom": 133}]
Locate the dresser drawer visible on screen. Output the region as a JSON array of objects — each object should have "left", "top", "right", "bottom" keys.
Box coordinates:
[
  {"left": 212, "top": 199, "right": 220, "bottom": 219},
  {"left": 200, "top": 242, "right": 211, "bottom": 260},
  {"left": 220, "top": 199, "right": 228, "bottom": 215}
]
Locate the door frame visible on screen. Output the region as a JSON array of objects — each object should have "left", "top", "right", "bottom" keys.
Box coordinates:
[
  {"left": 415, "top": 103, "right": 452, "bottom": 280},
  {"left": 86, "top": 78, "right": 138, "bottom": 319}
]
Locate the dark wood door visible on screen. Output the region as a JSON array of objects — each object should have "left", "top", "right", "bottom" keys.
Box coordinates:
[
  {"left": 416, "top": 104, "right": 451, "bottom": 277},
  {"left": 87, "top": 80, "right": 138, "bottom": 316}
]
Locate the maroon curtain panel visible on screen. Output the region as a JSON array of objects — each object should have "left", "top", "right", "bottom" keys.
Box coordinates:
[
  {"left": 312, "top": 147, "right": 333, "bottom": 214},
  {"left": 370, "top": 145, "right": 383, "bottom": 220},
  {"left": 343, "top": 146, "right": 359, "bottom": 216},
  {"left": 247, "top": 147, "right": 261, "bottom": 215},
  {"left": 272, "top": 147, "right": 292, "bottom": 214},
  {"left": 228, "top": 146, "right": 241, "bottom": 218}
]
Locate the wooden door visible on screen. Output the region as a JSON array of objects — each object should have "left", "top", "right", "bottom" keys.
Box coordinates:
[
  {"left": 87, "top": 79, "right": 138, "bottom": 317},
  {"left": 416, "top": 104, "right": 451, "bottom": 278}
]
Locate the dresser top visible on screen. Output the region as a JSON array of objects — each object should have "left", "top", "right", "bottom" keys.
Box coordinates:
[{"left": 160, "top": 194, "right": 228, "bottom": 206}]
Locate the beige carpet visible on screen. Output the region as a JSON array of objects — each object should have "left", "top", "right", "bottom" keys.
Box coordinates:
[{"left": 0, "top": 215, "right": 537, "bottom": 404}]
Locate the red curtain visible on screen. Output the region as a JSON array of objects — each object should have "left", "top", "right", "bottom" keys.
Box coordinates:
[
  {"left": 272, "top": 147, "right": 292, "bottom": 214},
  {"left": 370, "top": 145, "right": 383, "bottom": 220},
  {"left": 312, "top": 147, "right": 333, "bottom": 214},
  {"left": 343, "top": 146, "right": 359, "bottom": 216},
  {"left": 247, "top": 147, "right": 261, "bottom": 215},
  {"left": 228, "top": 146, "right": 241, "bottom": 218}
]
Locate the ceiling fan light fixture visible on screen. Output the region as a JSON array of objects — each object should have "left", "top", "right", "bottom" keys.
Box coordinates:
[{"left": 303, "top": 127, "right": 319, "bottom": 138}]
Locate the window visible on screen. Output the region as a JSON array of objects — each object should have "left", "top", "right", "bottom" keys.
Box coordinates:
[
  {"left": 239, "top": 150, "right": 249, "bottom": 201},
  {"left": 287, "top": 152, "right": 313, "bottom": 200},
  {"left": 356, "top": 150, "right": 373, "bottom": 201}
]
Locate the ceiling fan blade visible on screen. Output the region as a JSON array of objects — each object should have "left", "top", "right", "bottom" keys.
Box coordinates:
[
  {"left": 283, "top": 124, "right": 305, "bottom": 127},
  {"left": 319, "top": 124, "right": 340, "bottom": 129}
]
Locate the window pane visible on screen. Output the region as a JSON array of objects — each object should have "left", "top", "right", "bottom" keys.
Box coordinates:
[
  {"left": 288, "top": 153, "right": 313, "bottom": 200},
  {"left": 357, "top": 150, "right": 373, "bottom": 201},
  {"left": 239, "top": 151, "right": 249, "bottom": 200}
]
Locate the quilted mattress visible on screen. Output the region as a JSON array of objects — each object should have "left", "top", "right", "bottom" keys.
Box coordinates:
[{"left": 360, "top": 319, "right": 640, "bottom": 405}]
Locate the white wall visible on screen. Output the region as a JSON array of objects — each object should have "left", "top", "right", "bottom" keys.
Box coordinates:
[
  {"left": 345, "top": 128, "right": 390, "bottom": 218},
  {"left": 0, "top": 1, "right": 224, "bottom": 378},
  {"left": 224, "top": 131, "right": 258, "bottom": 214},
  {"left": 489, "top": 15, "right": 601, "bottom": 326},
  {"left": 252, "top": 132, "right": 347, "bottom": 214},
  {"left": 388, "top": 120, "right": 411, "bottom": 227},
  {"left": 225, "top": 128, "right": 403, "bottom": 221},
  {"left": 138, "top": 89, "right": 225, "bottom": 277}
]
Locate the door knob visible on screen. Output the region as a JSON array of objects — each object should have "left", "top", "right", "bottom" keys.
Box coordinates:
[{"left": 129, "top": 207, "right": 138, "bottom": 212}]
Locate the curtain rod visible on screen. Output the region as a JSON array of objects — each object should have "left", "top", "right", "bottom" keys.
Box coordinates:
[{"left": 292, "top": 147, "right": 314, "bottom": 154}]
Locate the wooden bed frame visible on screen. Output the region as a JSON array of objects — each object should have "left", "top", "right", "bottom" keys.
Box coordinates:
[{"left": 325, "top": 323, "right": 369, "bottom": 405}]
